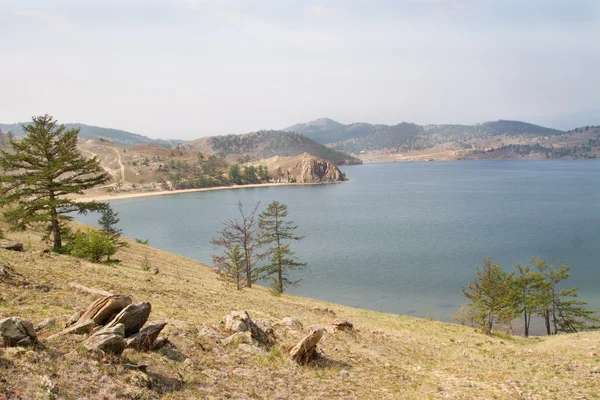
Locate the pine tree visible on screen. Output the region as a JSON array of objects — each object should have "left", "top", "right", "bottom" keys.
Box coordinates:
[
  {"left": 258, "top": 200, "right": 306, "bottom": 294},
  {"left": 462, "top": 258, "right": 517, "bottom": 335},
  {"left": 98, "top": 204, "right": 122, "bottom": 237},
  {"left": 0, "top": 115, "right": 110, "bottom": 251},
  {"left": 515, "top": 260, "right": 551, "bottom": 337},
  {"left": 97, "top": 204, "right": 127, "bottom": 261},
  {"left": 213, "top": 244, "right": 245, "bottom": 290},
  {"left": 534, "top": 259, "right": 599, "bottom": 334}
]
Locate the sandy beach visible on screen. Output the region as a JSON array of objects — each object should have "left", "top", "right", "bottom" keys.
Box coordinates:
[{"left": 75, "top": 182, "right": 326, "bottom": 202}]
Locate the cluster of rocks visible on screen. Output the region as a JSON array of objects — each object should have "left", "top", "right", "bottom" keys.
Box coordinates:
[
  {"left": 214, "top": 310, "right": 354, "bottom": 366},
  {"left": 1, "top": 278, "right": 354, "bottom": 368},
  {"left": 1, "top": 293, "right": 167, "bottom": 357},
  {"left": 55, "top": 294, "right": 167, "bottom": 355}
]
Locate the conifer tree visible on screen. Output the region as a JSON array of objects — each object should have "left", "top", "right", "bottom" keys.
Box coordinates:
[
  {"left": 462, "top": 258, "right": 517, "bottom": 335},
  {"left": 534, "top": 259, "right": 599, "bottom": 334},
  {"left": 97, "top": 204, "right": 127, "bottom": 260},
  {"left": 213, "top": 244, "right": 245, "bottom": 290},
  {"left": 0, "top": 115, "right": 110, "bottom": 251},
  {"left": 515, "top": 260, "right": 551, "bottom": 337},
  {"left": 258, "top": 200, "right": 306, "bottom": 294}
]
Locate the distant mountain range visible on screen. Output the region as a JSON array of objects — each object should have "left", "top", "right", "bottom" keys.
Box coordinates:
[
  {"left": 186, "top": 130, "right": 361, "bottom": 165},
  {"left": 526, "top": 109, "right": 600, "bottom": 131},
  {"left": 0, "top": 122, "right": 183, "bottom": 148},
  {"left": 284, "top": 118, "right": 564, "bottom": 153}
]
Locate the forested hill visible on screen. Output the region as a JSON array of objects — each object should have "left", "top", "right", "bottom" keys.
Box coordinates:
[
  {"left": 0, "top": 122, "right": 182, "bottom": 148},
  {"left": 285, "top": 118, "right": 564, "bottom": 153},
  {"left": 187, "top": 130, "right": 362, "bottom": 165}
]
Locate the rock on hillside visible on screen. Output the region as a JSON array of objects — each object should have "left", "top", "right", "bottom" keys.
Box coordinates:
[{"left": 259, "top": 153, "right": 346, "bottom": 183}]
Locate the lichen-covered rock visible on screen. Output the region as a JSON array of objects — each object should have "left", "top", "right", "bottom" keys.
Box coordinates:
[
  {"left": 0, "top": 317, "right": 38, "bottom": 347},
  {"left": 105, "top": 302, "right": 151, "bottom": 337},
  {"left": 83, "top": 324, "right": 126, "bottom": 355},
  {"left": 280, "top": 317, "right": 303, "bottom": 330},
  {"left": 125, "top": 322, "right": 167, "bottom": 351},
  {"left": 332, "top": 319, "right": 354, "bottom": 332},
  {"left": 221, "top": 331, "right": 253, "bottom": 346},
  {"left": 289, "top": 328, "right": 325, "bottom": 365},
  {"left": 78, "top": 295, "right": 133, "bottom": 326},
  {"left": 224, "top": 311, "right": 272, "bottom": 347},
  {"left": 34, "top": 318, "right": 56, "bottom": 332},
  {"left": 0, "top": 242, "right": 24, "bottom": 252}
]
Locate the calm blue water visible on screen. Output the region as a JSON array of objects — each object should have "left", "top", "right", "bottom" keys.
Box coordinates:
[{"left": 77, "top": 161, "right": 600, "bottom": 322}]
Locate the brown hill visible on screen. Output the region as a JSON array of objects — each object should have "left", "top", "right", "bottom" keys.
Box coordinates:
[{"left": 187, "top": 130, "right": 361, "bottom": 165}]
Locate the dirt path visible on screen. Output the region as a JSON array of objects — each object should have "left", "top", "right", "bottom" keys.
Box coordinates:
[
  {"left": 110, "top": 147, "right": 125, "bottom": 183},
  {"left": 80, "top": 144, "right": 124, "bottom": 183},
  {"left": 80, "top": 147, "right": 118, "bottom": 182}
]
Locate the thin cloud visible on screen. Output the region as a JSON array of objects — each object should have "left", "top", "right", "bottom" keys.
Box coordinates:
[
  {"left": 13, "top": 9, "right": 73, "bottom": 35},
  {"left": 305, "top": 5, "right": 329, "bottom": 18}
]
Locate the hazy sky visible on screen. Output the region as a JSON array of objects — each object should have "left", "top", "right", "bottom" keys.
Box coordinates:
[{"left": 1, "top": 0, "right": 599, "bottom": 139}]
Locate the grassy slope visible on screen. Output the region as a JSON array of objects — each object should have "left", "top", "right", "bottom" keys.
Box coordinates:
[{"left": 1, "top": 224, "right": 599, "bottom": 399}]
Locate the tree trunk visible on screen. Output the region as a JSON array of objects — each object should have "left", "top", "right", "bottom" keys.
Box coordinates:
[
  {"left": 51, "top": 213, "right": 61, "bottom": 250},
  {"left": 544, "top": 311, "right": 551, "bottom": 335},
  {"left": 49, "top": 191, "right": 61, "bottom": 250},
  {"left": 523, "top": 308, "right": 529, "bottom": 338},
  {"left": 245, "top": 252, "right": 252, "bottom": 288},
  {"left": 277, "top": 264, "right": 283, "bottom": 294},
  {"left": 276, "top": 230, "right": 282, "bottom": 293},
  {"left": 486, "top": 308, "right": 493, "bottom": 335}
]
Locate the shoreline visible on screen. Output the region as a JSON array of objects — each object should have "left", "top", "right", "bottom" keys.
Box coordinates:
[{"left": 76, "top": 182, "right": 335, "bottom": 202}]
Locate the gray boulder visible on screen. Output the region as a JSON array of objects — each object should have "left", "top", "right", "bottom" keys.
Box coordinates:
[
  {"left": 105, "top": 302, "right": 151, "bottom": 337},
  {"left": 83, "top": 324, "right": 126, "bottom": 355},
  {"left": 0, "top": 317, "right": 39, "bottom": 347}
]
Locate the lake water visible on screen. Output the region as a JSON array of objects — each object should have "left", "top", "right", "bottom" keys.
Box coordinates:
[{"left": 77, "top": 160, "right": 600, "bottom": 323}]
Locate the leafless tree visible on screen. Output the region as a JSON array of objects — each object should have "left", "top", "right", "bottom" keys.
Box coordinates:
[{"left": 211, "top": 201, "right": 260, "bottom": 288}]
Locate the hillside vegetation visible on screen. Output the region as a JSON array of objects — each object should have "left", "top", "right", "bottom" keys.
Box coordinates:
[
  {"left": 285, "top": 119, "right": 600, "bottom": 161},
  {"left": 285, "top": 119, "right": 564, "bottom": 154},
  {"left": 0, "top": 123, "right": 182, "bottom": 148},
  {"left": 187, "top": 130, "right": 361, "bottom": 165},
  {"left": 1, "top": 223, "right": 599, "bottom": 399}
]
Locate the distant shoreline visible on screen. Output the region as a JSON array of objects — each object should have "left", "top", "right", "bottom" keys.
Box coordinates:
[{"left": 76, "top": 181, "right": 336, "bottom": 202}]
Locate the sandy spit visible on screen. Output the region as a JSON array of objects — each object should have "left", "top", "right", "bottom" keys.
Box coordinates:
[{"left": 75, "top": 182, "right": 334, "bottom": 202}]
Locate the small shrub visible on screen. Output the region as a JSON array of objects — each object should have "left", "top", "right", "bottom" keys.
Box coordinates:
[
  {"left": 141, "top": 254, "right": 151, "bottom": 271},
  {"left": 135, "top": 238, "right": 150, "bottom": 245},
  {"left": 70, "top": 228, "right": 116, "bottom": 263}
]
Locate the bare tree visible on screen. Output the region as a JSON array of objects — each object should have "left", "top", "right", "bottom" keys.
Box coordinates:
[{"left": 211, "top": 201, "right": 260, "bottom": 288}]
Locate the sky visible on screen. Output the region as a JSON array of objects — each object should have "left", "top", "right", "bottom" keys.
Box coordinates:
[{"left": 0, "top": 0, "right": 599, "bottom": 139}]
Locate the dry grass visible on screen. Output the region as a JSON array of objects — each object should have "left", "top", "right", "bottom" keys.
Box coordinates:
[{"left": 1, "top": 223, "right": 599, "bottom": 399}]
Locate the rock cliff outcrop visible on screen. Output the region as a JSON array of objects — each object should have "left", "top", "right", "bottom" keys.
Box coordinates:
[{"left": 260, "top": 153, "right": 346, "bottom": 183}]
